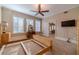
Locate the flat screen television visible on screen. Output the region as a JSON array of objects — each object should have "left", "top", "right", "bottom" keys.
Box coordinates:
[{"left": 61, "top": 20, "right": 76, "bottom": 27}]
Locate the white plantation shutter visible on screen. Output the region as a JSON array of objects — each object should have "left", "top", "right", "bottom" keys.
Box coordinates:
[
  {"left": 35, "top": 20, "right": 41, "bottom": 32},
  {"left": 13, "top": 16, "right": 24, "bottom": 33},
  {"left": 26, "top": 19, "right": 34, "bottom": 32}
]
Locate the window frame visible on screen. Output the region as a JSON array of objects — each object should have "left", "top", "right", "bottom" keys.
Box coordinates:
[
  {"left": 13, "top": 16, "right": 25, "bottom": 34},
  {"left": 35, "top": 19, "right": 41, "bottom": 32}
]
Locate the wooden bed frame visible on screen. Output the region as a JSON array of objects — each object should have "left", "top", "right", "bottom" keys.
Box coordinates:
[
  {"left": 33, "top": 35, "right": 52, "bottom": 55},
  {"left": 0, "top": 35, "right": 52, "bottom": 55}
]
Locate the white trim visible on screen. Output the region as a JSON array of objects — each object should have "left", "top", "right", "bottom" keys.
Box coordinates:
[
  {"left": 55, "top": 37, "right": 68, "bottom": 41},
  {"left": 55, "top": 36, "right": 76, "bottom": 44},
  {"left": 70, "top": 39, "right": 77, "bottom": 44}
]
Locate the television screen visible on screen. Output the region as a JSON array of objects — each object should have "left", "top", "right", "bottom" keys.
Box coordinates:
[{"left": 61, "top": 20, "right": 75, "bottom": 27}]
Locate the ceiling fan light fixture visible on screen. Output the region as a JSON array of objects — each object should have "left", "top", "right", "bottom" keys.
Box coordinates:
[{"left": 31, "top": 4, "right": 49, "bottom": 16}]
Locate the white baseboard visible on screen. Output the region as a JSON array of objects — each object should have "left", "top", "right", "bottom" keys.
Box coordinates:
[
  {"left": 55, "top": 37, "right": 68, "bottom": 41},
  {"left": 42, "top": 33, "right": 49, "bottom": 37},
  {"left": 55, "top": 37, "right": 76, "bottom": 44},
  {"left": 70, "top": 39, "right": 77, "bottom": 44}
]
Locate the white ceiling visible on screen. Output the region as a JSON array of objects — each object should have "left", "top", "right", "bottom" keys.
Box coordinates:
[{"left": 1, "top": 4, "right": 79, "bottom": 18}]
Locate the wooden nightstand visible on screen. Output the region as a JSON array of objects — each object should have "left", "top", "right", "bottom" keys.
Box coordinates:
[{"left": 1, "top": 32, "right": 11, "bottom": 44}]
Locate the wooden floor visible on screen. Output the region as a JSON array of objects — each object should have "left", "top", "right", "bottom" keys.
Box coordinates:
[
  {"left": 49, "top": 34, "right": 76, "bottom": 55},
  {"left": 52, "top": 39, "right": 76, "bottom": 55},
  {"left": 1, "top": 40, "right": 52, "bottom": 55},
  {"left": 0, "top": 34, "right": 76, "bottom": 55}
]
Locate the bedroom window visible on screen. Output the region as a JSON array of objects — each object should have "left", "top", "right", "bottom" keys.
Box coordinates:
[
  {"left": 26, "top": 19, "right": 34, "bottom": 32},
  {"left": 13, "top": 16, "right": 24, "bottom": 33},
  {"left": 35, "top": 20, "right": 41, "bottom": 32}
]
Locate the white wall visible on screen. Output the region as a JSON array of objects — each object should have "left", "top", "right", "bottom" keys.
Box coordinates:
[
  {"left": 42, "top": 7, "right": 79, "bottom": 44},
  {"left": 42, "top": 16, "right": 56, "bottom": 36},
  {"left": 2, "top": 7, "right": 40, "bottom": 34},
  {"left": 1, "top": 7, "right": 41, "bottom": 41},
  {"left": 42, "top": 18, "right": 49, "bottom": 36}
]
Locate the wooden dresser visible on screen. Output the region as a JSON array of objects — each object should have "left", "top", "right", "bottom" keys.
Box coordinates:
[{"left": 1, "top": 32, "right": 11, "bottom": 44}]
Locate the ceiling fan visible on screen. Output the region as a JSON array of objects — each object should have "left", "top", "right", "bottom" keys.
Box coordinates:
[{"left": 31, "top": 4, "right": 49, "bottom": 16}]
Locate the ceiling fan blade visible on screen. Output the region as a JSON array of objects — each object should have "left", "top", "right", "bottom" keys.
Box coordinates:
[
  {"left": 39, "top": 12, "right": 44, "bottom": 16},
  {"left": 41, "top": 10, "right": 49, "bottom": 12},
  {"left": 35, "top": 12, "right": 39, "bottom": 16},
  {"left": 31, "top": 10, "right": 38, "bottom": 12}
]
